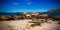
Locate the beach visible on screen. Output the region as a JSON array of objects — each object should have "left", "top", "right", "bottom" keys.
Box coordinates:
[{"left": 0, "top": 19, "right": 60, "bottom": 30}]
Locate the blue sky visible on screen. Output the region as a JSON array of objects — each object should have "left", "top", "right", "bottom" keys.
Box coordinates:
[{"left": 0, "top": 0, "right": 60, "bottom": 13}]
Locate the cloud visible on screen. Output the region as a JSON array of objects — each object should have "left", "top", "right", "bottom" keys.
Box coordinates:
[
  {"left": 27, "top": 2, "right": 31, "bottom": 5},
  {"left": 37, "top": 9, "right": 48, "bottom": 12},
  {"left": 12, "top": 3, "right": 20, "bottom": 5}
]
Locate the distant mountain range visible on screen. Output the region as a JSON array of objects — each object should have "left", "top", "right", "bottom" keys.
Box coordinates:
[
  {"left": 46, "top": 9, "right": 60, "bottom": 16},
  {"left": 0, "top": 9, "right": 60, "bottom": 16}
]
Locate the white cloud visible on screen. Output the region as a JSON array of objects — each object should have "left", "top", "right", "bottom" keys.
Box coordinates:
[
  {"left": 37, "top": 9, "right": 48, "bottom": 12},
  {"left": 12, "top": 3, "right": 20, "bottom": 5},
  {"left": 27, "top": 2, "right": 31, "bottom": 5}
]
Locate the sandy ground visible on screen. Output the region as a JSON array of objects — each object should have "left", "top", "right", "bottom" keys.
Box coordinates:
[{"left": 0, "top": 19, "right": 60, "bottom": 30}]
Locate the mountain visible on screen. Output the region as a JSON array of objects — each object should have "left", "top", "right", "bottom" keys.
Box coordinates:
[{"left": 46, "top": 9, "right": 60, "bottom": 16}]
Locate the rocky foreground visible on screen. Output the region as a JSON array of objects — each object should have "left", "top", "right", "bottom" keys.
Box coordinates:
[{"left": 0, "top": 19, "right": 60, "bottom": 30}]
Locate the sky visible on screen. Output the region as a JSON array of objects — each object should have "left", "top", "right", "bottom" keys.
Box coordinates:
[{"left": 0, "top": 0, "right": 60, "bottom": 13}]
